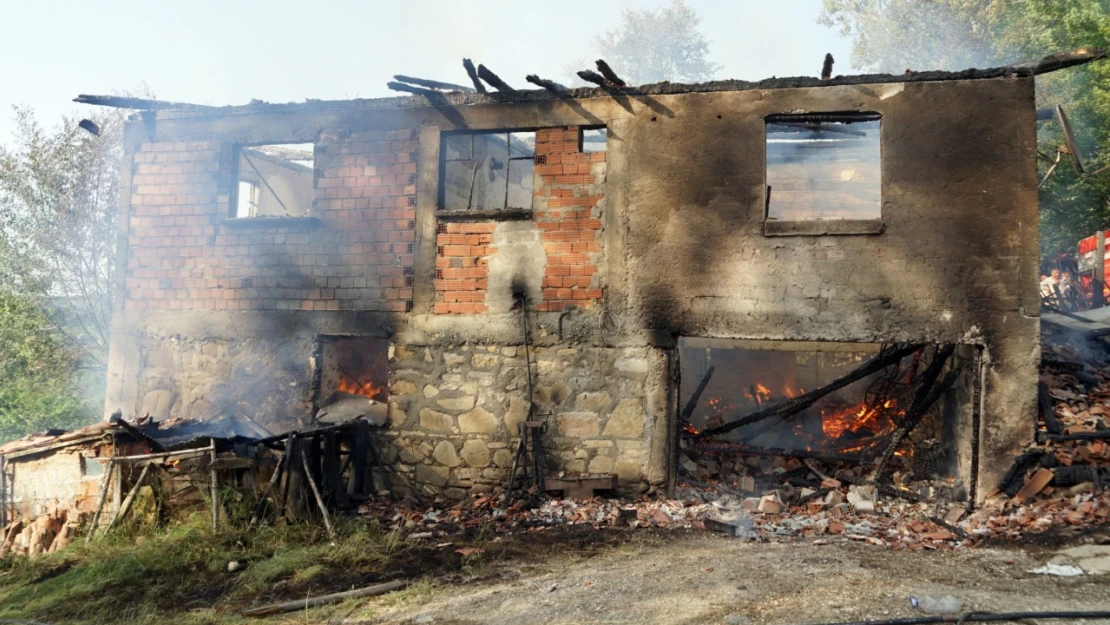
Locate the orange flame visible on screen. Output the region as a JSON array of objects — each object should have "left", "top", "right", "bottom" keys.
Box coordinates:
[
  {"left": 820, "top": 399, "right": 900, "bottom": 440},
  {"left": 337, "top": 376, "right": 384, "bottom": 401}
]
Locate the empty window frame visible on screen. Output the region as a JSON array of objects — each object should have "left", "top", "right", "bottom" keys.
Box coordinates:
[
  {"left": 765, "top": 113, "right": 881, "bottom": 221},
  {"left": 581, "top": 127, "right": 607, "bottom": 153},
  {"left": 440, "top": 132, "right": 536, "bottom": 211},
  {"left": 232, "top": 143, "right": 315, "bottom": 219}
]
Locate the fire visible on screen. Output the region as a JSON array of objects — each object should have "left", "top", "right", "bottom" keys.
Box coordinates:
[
  {"left": 682, "top": 422, "right": 701, "bottom": 436},
  {"left": 337, "top": 376, "right": 385, "bottom": 401},
  {"left": 820, "top": 399, "right": 900, "bottom": 440}
]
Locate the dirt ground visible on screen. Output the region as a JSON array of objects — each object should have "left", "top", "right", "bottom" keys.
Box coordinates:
[{"left": 362, "top": 531, "right": 1110, "bottom": 625}]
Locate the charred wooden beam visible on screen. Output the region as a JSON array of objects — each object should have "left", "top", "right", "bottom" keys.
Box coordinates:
[
  {"left": 393, "top": 74, "right": 474, "bottom": 92},
  {"left": 241, "top": 580, "right": 407, "bottom": 617},
  {"left": 576, "top": 69, "right": 609, "bottom": 88},
  {"left": 1031, "top": 47, "right": 1108, "bottom": 75},
  {"left": 1052, "top": 465, "right": 1109, "bottom": 487},
  {"left": 526, "top": 75, "right": 568, "bottom": 93},
  {"left": 1037, "top": 429, "right": 1110, "bottom": 443},
  {"left": 73, "top": 94, "right": 213, "bottom": 110},
  {"left": 871, "top": 346, "right": 957, "bottom": 481},
  {"left": 595, "top": 59, "right": 626, "bottom": 87},
  {"left": 821, "top": 53, "right": 835, "bottom": 80},
  {"left": 695, "top": 441, "right": 873, "bottom": 465},
  {"left": 387, "top": 81, "right": 446, "bottom": 99},
  {"left": 462, "top": 58, "right": 486, "bottom": 94},
  {"left": 997, "top": 449, "right": 1046, "bottom": 497},
  {"left": 679, "top": 366, "right": 715, "bottom": 423},
  {"left": 698, "top": 343, "right": 925, "bottom": 439},
  {"left": 476, "top": 64, "right": 514, "bottom": 92},
  {"left": 1039, "top": 381, "right": 1064, "bottom": 435},
  {"left": 248, "top": 434, "right": 291, "bottom": 530}
]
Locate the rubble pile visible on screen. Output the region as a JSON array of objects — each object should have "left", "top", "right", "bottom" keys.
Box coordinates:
[
  {"left": 0, "top": 510, "right": 82, "bottom": 557},
  {"left": 358, "top": 330, "right": 1109, "bottom": 549}
]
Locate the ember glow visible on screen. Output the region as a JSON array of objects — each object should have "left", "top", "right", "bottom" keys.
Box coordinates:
[{"left": 820, "top": 398, "right": 900, "bottom": 440}]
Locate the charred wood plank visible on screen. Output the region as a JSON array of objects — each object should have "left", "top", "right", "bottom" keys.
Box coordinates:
[
  {"left": 73, "top": 94, "right": 215, "bottom": 110},
  {"left": 695, "top": 441, "right": 873, "bottom": 465},
  {"left": 86, "top": 459, "right": 115, "bottom": 543},
  {"left": 871, "top": 346, "right": 956, "bottom": 481},
  {"left": 680, "top": 366, "right": 716, "bottom": 423},
  {"left": 1039, "top": 381, "right": 1064, "bottom": 435},
  {"left": 698, "top": 343, "right": 925, "bottom": 439},
  {"left": 1037, "top": 429, "right": 1110, "bottom": 442},
  {"left": 576, "top": 69, "right": 610, "bottom": 88},
  {"left": 997, "top": 449, "right": 1046, "bottom": 497},
  {"left": 595, "top": 59, "right": 626, "bottom": 87},
  {"left": 476, "top": 64, "right": 513, "bottom": 92},
  {"left": 249, "top": 434, "right": 292, "bottom": 530},
  {"left": 1052, "top": 465, "right": 1109, "bottom": 487},
  {"left": 462, "top": 58, "right": 486, "bottom": 93},
  {"left": 323, "top": 430, "right": 348, "bottom": 509},
  {"left": 821, "top": 53, "right": 835, "bottom": 80},
  {"left": 526, "top": 75, "right": 568, "bottom": 93},
  {"left": 1031, "top": 47, "right": 1108, "bottom": 75},
  {"left": 387, "top": 81, "right": 448, "bottom": 100},
  {"left": 301, "top": 448, "right": 335, "bottom": 539},
  {"left": 393, "top": 75, "right": 474, "bottom": 92}
]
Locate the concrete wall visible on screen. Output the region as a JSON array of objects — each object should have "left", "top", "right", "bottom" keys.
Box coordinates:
[{"left": 105, "top": 76, "right": 1040, "bottom": 500}]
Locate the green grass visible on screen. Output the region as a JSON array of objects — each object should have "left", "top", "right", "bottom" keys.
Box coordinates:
[{"left": 0, "top": 514, "right": 416, "bottom": 625}]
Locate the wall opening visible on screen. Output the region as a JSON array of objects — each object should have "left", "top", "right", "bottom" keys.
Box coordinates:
[
  {"left": 765, "top": 113, "right": 881, "bottom": 222},
  {"left": 679, "top": 338, "right": 976, "bottom": 484},
  {"left": 315, "top": 336, "right": 390, "bottom": 424},
  {"left": 231, "top": 143, "right": 315, "bottom": 219},
  {"left": 440, "top": 131, "right": 536, "bottom": 212}
]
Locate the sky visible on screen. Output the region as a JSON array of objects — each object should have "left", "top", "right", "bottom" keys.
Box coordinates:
[{"left": 0, "top": 0, "right": 853, "bottom": 141}]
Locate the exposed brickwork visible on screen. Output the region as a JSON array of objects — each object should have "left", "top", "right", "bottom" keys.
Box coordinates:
[
  {"left": 532, "top": 128, "right": 605, "bottom": 312},
  {"left": 430, "top": 127, "right": 606, "bottom": 315},
  {"left": 434, "top": 222, "right": 496, "bottom": 314},
  {"left": 125, "top": 132, "right": 416, "bottom": 311}
]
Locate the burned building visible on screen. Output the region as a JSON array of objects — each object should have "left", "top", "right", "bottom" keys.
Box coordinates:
[{"left": 97, "top": 60, "right": 1057, "bottom": 503}]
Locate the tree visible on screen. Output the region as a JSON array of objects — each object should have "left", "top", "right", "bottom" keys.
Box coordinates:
[
  {"left": 818, "top": 0, "right": 1110, "bottom": 256},
  {"left": 0, "top": 105, "right": 129, "bottom": 441},
  {"left": 574, "top": 0, "right": 720, "bottom": 86},
  {"left": 0, "top": 289, "right": 89, "bottom": 442},
  {"left": 0, "top": 106, "right": 127, "bottom": 369}
]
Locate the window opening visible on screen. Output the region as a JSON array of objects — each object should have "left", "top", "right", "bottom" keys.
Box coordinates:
[
  {"left": 765, "top": 113, "right": 880, "bottom": 221},
  {"left": 581, "top": 127, "right": 608, "bottom": 153},
  {"left": 441, "top": 131, "right": 536, "bottom": 211},
  {"left": 232, "top": 143, "right": 315, "bottom": 219}
]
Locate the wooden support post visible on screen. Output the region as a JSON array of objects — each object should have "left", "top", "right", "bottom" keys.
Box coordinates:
[
  {"left": 105, "top": 463, "right": 151, "bottom": 533},
  {"left": 249, "top": 434, "right": 292, "bottom": 530},
  {"left": 86, "top": 460, "right": 115, "bottom": 543},
  {"left": 209, "top": 439, "right": 219, "bottom": 532},
  {"left": 301, "top": 448, "right": 335, "bottom": 539},
  {"left": 1096, "top": 230, "right": 1106, "bottom": 308}
]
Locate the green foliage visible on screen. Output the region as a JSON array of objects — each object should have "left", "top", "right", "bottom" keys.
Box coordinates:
[
  {"left": 592, "top": 0, "right": 720, "bottom": 85},
  {"left": 0, "top": 105, "right": 127, "bottom": 369},
  {"left": 819, "top": 0, "right": 1110, "bottom": 255},
  {"left": 0, "top": 290, "right": 89, "bottom": 442}
]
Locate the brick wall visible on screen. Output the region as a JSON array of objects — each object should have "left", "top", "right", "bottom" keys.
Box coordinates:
[
  {"left": 533, "top": 127, "right": 605, "bottom": 312},
  {"left": 434, "top": 222, "right": 496, "bottom": 314},
  {"left": 125, "top": 131, "right": 416, "bottom": 311},
  {"left": 431, "top": 126, "right": 606, "bottom": 315}
]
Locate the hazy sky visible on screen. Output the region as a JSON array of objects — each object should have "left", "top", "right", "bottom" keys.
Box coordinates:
[{"left": 0, "top": 0, "right": 852, "bottom": 140}]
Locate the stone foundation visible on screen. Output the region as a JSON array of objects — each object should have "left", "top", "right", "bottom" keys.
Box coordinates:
[{"left": 382, "top": 343, "right": 670, "bottom": 498}]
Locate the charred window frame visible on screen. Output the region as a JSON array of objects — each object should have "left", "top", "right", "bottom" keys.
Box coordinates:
[
  {"left": 438, "top": 130, "right": 537, "bottom": 219},
  {"left": 764, "top": 112, "right": 883, "bottom": 236},
  {"left": 225, "top": 142, "right": 320, "bottom": 227}
]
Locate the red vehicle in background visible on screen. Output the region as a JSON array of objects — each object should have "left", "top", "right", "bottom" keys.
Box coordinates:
[{"left": 1066, "top": 231, "right": 1110, "bottom": 310}]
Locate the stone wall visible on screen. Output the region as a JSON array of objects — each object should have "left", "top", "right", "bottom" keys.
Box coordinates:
[{"left": 382, "top": 343, "right": 671, "bottom": 497}]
